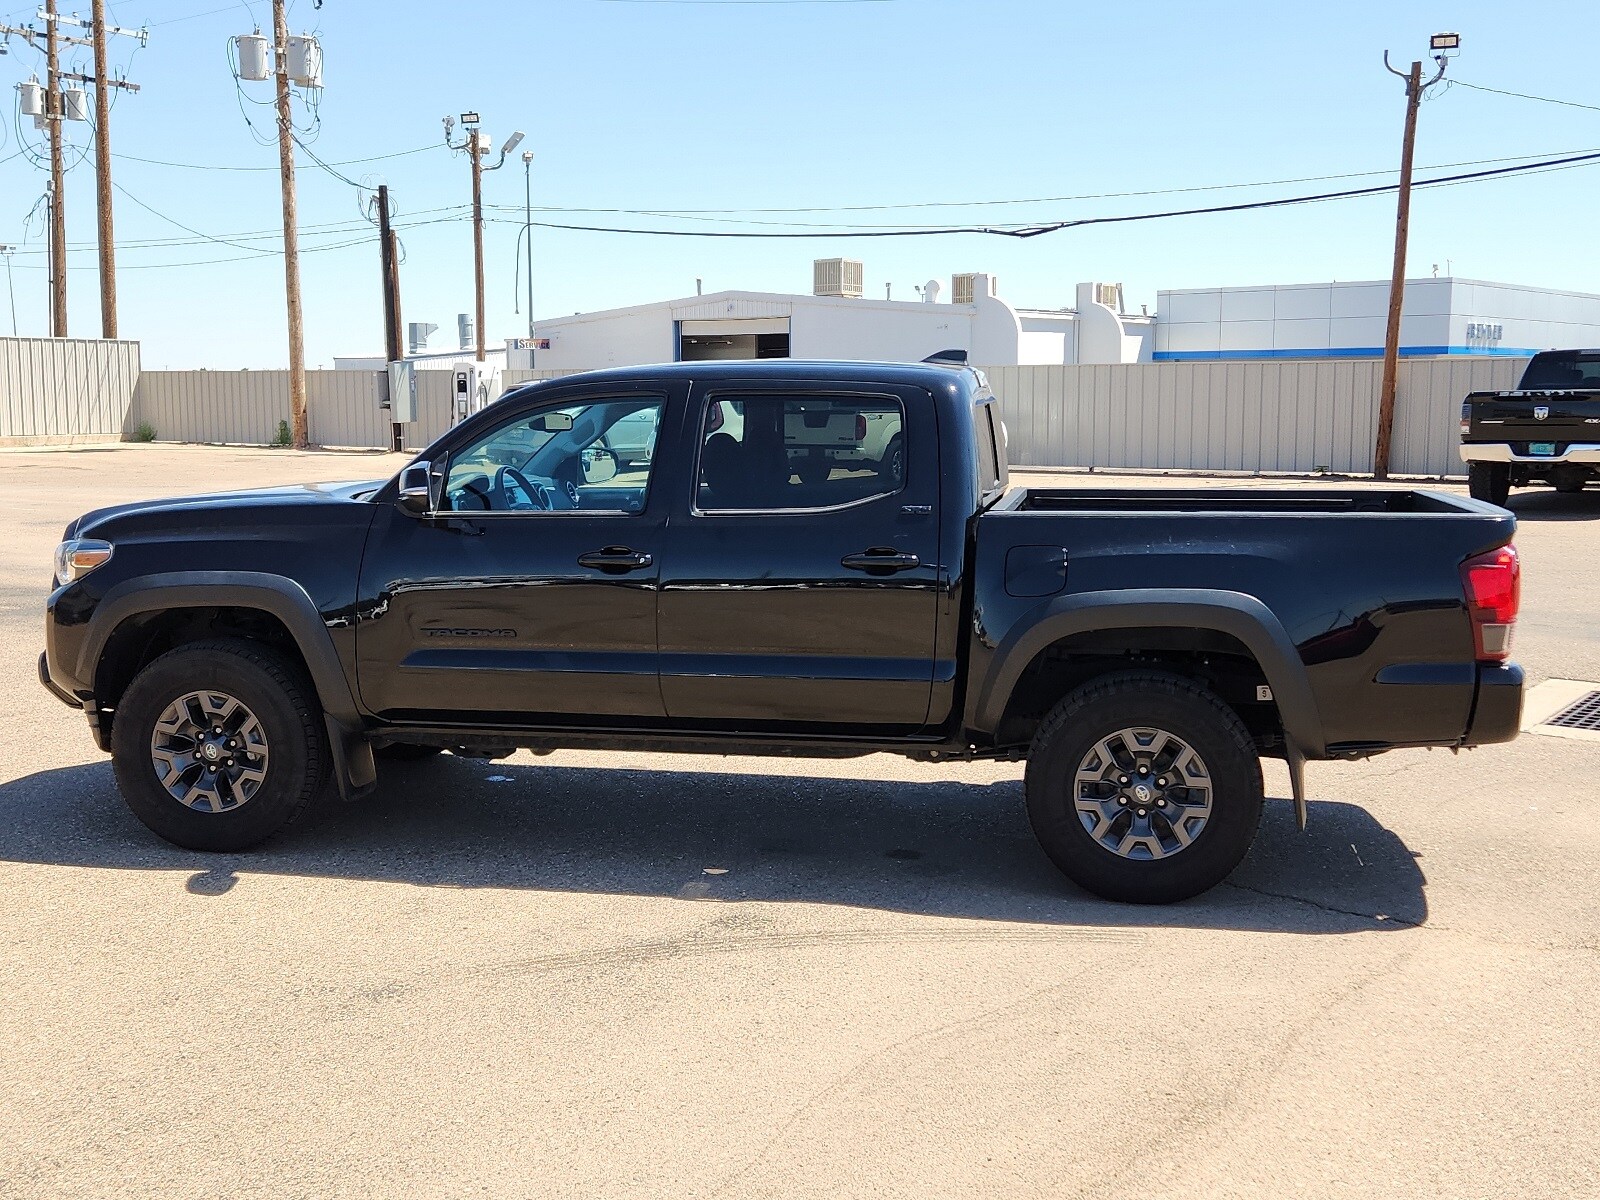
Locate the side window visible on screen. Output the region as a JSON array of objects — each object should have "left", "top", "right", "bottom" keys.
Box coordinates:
[
  {"left": 442, "top": 397, "right": 664, "bottom": 514},
  {"left": 697, "top": 394, "right": 905, "bottom": 513},
  {"left": 975, "top": 402, "right": 1002, "bottom": 496}
]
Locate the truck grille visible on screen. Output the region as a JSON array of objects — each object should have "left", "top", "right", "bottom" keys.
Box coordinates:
[{"left": 1546, "top": 690, "right": 1600, "bottom": 732}]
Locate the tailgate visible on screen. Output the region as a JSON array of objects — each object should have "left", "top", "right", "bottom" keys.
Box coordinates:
[{"left": 1466, "top": 390, "right": 1600, "bottom": 444}]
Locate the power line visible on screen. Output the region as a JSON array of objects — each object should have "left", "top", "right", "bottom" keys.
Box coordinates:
[
  {"left": 109, "top": 142, "right": 440, "bottom": 171},
  {"left": 486, "top": 149, "right": 1600, "bottom": 240},
  {"left": 1450, "top": 78, "right": 1600, "bottom": 114}
]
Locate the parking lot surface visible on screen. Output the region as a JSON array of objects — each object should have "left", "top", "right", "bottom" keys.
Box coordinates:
[{"left": 2, "top": 444, "right": 1596, "bottom": 1199}]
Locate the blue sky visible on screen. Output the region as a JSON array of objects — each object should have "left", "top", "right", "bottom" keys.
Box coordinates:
[{"left": 1, "top": 0, "right": 1596, "bottom": 367}]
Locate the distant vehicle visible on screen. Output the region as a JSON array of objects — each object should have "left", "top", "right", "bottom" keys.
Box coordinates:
[
  {"left": 1461, "top": 349, "right": 1600, "bottom": 504},
  {"left": 43, "top": 361, "right": 1524, "bottom": 904}
]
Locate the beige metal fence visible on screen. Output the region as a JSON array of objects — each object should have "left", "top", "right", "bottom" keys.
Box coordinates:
[
  {"left": 124, "top": 357, "right": 1521, "bottom": 475},
  {"left": 986, "top": 356, "right": 1522, "bottom": 478},
  {"left": 0, "top": 336, "right": 142, "bottom": 444}
]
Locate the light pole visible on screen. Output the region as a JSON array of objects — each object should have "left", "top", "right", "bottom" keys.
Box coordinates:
[
  {"left": 0, "top": 246, "right": 16, "bottom": 336},
  {"left": 522, "top": 149, "right": 534, "bottom": 340},
  {"left": 444, "top": 114, "right": 524, "bottom": 364}
]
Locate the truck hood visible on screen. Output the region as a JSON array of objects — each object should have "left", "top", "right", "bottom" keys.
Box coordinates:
[{"left": 69, "top": 479, "right": 385, "bottom": 539}]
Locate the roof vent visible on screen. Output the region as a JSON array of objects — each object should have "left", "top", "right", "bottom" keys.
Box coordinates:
[
  {"left": 814, "top": 258, "right": 864, "bottom": 299},
  {"left": 952, "top": 273, "right": 981, "bottom": 305}
]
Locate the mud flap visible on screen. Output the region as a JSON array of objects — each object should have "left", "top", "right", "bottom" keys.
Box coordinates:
[
  {"left": 324, "top": 715, "right": 377, "bottom": 802},
  {"left": 1286, "top": 744, "right": 1308, "bottom": 830}
]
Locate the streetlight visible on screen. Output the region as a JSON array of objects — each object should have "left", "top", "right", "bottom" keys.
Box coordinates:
[
  {"left": 521, "top": 149, "right": 534, "bottom": 341},
  {"left": 444, "top": 114, "right": 525, "bottom": 363},
  {"left": 0, "top": 244, "right": 15, "bottom": 336}
]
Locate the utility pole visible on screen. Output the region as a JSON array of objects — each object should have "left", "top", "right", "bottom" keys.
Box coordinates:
[
  {"left": 444, "top": 115, "right": 524, "bottom": 366},
  {"left": 376, "top": 184, "right": 405, "bottom": 452},
  {"left": 1374, "top": 33, "right": 1459, "bottom": 480},
  {"left": 1, "top": 11, "right": 143, "bottom": 340},
  {"left": 271, "top": 0, "right": 308, "bottom": 448},
  {"left": 522, "top": 150, "right": 534, "bottom": 339},
  {"left": 45, "top": 0, "right": 67, "bottom": 339}
]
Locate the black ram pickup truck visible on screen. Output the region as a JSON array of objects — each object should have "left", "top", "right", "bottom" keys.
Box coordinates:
[
  {"left": 42, "top": 361, "right": 1525, "bottom": 903},
  {"left": 1462, "top": 348, "right": 1600, "bottom": 504}
]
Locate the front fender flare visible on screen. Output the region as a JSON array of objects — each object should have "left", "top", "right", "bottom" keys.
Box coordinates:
[
  {"left": 969, "top": 588, "right": 1326, "bottom": 761},
  {"left": 82, "top": 572, "right": 375, "bottom": 796}
]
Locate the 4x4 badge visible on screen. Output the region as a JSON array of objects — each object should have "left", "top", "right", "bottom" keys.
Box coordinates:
[{"left": 1534, "top": 406, "right": 1550, "bottom": 420}]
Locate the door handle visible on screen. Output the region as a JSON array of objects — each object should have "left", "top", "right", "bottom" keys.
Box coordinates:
[
  {"left": 577, "top": 546, "right": 653, "bottom": 573},
  {"left": 841, "top": 548, "right": 921, "bottom": 574}
]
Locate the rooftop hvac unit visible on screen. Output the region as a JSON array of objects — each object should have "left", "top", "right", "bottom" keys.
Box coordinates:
[
  {"left": 408, "top": 321, "right": 438, "bottom": 354},
  {"left": 813, "top": 258, "right": 864, "bottom": 299},
  {"left": 61, "top": 86, "right": 88, "bottom": 122},
  {"left": 234, "top": 33, "right": 269, "bottom": 81},
  {"left": 286, "top": 34, "right": 323, "bottom": 88},
  {"left": 952, "top": 273, "right": 980, "bottom": 306},
  {"left": 16, "top": 76, "right": 43, "bottom": 118},
  {"left": 1094, "top": 282, "right": 1124, "bottom": 311}
]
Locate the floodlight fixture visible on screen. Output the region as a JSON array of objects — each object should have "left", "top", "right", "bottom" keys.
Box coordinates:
[{"left": 1430, "top": 32, "right": 1461, "bottom": 51}]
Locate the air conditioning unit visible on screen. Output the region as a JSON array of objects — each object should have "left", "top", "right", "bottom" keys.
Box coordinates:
[
  {"left": 813, "top": 258, "right": 864, "bottom": 298},
  {"left": 1094, "top": 282, "right": 1124, "bottom": 311},
  {"left": 952, "top": 273, "right": 981, "bottom": 305}
]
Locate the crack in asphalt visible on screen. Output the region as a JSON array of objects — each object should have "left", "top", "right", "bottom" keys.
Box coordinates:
[{"left": 1221, "top": 880, "right": 1426, "bottom": 930}]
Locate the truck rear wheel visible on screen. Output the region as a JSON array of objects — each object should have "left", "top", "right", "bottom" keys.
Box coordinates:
[
  {"left": 110, "top": 638, "right": 329, "bottom": 852},
  {"left": 1024, "top": 672, "right": 1263, "bottom": 904},
  {"left": 1468, "top": 461, "right": 1510, "bottom": 506}
]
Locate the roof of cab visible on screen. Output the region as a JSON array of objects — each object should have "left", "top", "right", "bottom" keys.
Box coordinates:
[{"left": 505, "top": 359, "right": 984, "bottom": 397}]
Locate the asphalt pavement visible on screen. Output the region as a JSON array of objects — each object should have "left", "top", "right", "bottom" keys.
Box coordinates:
[{"left": 1, "top": 444, "right": 1595, "bottom": 1199}]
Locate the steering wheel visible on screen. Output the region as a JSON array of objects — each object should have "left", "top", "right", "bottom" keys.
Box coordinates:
[{"left": 493, "top": 465, "right": 547, "bottom": 511}]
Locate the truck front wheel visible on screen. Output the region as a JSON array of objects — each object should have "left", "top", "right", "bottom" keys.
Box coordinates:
[
  {"left": 1468, "top": 461, "right": 1511, "bottom": 506},
  {"left": 1024, "top": 672, "right": 1263, "bottom": 904},
  {"left": 110, "top": 638, "right": 329, "bottom": 852}
]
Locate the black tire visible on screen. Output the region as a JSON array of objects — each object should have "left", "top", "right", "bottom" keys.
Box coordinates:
[
  {"left": 1024, "top": 672, "right": 1264, "bottom": 904},
  {"left": 111, "top": 638, "right": 329, "bottom": 852},
  {"left": 374, "top": 741, "right": 445, "bottom": 762},
  {"left": 795, "top": 453, "right": 831, "bottom": 485},
  {"left": 879, "top": 434, "right": 905, "bottom": 485},
  {"left": 1553, "top": 470, "right": 1588, "bottom": 495},
  {"left": 1468, "top": 461, "right": 1511, "bottom": 506}
]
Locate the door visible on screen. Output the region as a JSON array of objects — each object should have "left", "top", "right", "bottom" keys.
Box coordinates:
[
  {"left": 658, "top": 384, "right": 941, "bottom": 732},
  {"left": 356, "top": 387, "right": 675, "bottom": 723}
]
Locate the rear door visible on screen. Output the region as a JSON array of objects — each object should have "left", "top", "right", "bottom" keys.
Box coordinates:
[{"left": 657, "top": 381, "right": 942, "bottom": 732}]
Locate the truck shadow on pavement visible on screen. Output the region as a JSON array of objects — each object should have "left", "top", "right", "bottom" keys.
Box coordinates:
[
  {"left": 1506, "top": 490, "right": 1600, "bottom": 521},
  {"left": 0, "top": 757, "right": 1426, "bottom": 934}
]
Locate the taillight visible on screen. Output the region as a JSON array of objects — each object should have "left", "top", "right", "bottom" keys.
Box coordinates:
[
  {"left": 1460, "top": 402, "right": 1471, "bottom": 438},
  {"left": 855, "top": 414, "right": 867, "bottom": 440},
  {"left": 1460, "top": 544, "right": 1520, "bottom": 661}
]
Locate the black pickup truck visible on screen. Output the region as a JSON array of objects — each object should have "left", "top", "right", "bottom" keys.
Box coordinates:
[
  {"left": 42, "top": 361, "right": 1525, "bottom": 903},
  {"left": 1462, "top": 348, "right": 1600, "bottom": 504}
]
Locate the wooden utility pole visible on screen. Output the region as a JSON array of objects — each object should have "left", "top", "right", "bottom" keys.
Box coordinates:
[
  {"left": 45, "top": 0, "right": 67, "bottom": 338},
  {"left": 272, "top": 0, "right": 308, "bottom": 448},
  {"left": 1373, "top": 58, "right": 1423, "bottom": 481},
  {"left": 90, "top": 0, "right": 116, "bottom": 338},
  {"left": 470, "top": 133, "right": 486, "bottom": 363},
  {"left": 376, "top": 184, "right": 405, "bottom": 451}
]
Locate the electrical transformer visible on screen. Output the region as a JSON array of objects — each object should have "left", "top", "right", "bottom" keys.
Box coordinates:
[
  {"left": 286, "top": 35, "right": 322, "bottom": 88},
  {"left": 234, "top": 33, "right": 269, "bottom": 82},
  {"left": 16, "top": 76, "right": 44, "bottom": 118}
]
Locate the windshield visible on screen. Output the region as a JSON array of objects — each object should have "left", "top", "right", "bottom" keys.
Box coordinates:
[{"left": 1519, "top": 351, "right": 1600, "bottom": 391}]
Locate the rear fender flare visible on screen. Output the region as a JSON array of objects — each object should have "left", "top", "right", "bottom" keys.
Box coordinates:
[{"left": 970, "top": 588, "right": 1326, "bottom": 759}]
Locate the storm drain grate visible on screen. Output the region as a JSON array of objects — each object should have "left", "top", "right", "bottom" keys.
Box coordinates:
[{"left": 1546, "top": 691, "right": 1600, "bottom": 732}]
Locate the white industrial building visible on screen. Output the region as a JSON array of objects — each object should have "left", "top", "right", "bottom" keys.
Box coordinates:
[
  {"left": 512, "top": 265, "right": 1155, "bottom": 371},
  {"left": 1154, "top": 277, "right": 1600, "bottom": 361},
  {"left": 502, "top": 263, "right": 1600, "bottom": 373}
]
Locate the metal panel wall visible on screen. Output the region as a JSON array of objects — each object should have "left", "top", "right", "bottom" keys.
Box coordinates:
[
  {"left": 0, "top": 336, "right": 141, "bottom": 442},
  {"left": 987, "top": 356, "right": 1524, "bottom": 478},
  {"left": 133, "top": 371, "right": 292, "bottom": 446}
]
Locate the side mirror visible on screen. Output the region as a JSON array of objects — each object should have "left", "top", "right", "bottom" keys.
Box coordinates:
[
  {"left": 398, "top": 461, "right": 434, "bottom": 515},
  {"left": 582, "top": 447, "right": 618, "bottom": 485}
]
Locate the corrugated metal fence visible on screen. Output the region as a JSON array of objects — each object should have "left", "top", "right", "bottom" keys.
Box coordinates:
[
  {"left": 0, "top": 336, "right": 141, "bottom": 443},
  {"left": 985, "top": 356, "right": 1523, "bottom": 478},
  {"left": 9, "top": 353, "right": 1523, "bottom": 476}
]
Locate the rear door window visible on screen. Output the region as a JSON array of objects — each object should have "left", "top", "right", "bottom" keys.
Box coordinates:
[{"left": 696, "top": 394, "right": 905, "bottom": 512}]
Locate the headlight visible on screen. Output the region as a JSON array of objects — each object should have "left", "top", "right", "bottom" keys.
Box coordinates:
[{"left": 54, "top": 538, "right": 113, "bottom": 585}]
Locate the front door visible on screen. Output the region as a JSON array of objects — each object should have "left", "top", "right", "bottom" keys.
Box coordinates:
[
  {"left": 356, "top": 386, "right": 676, "bottom": 724},
  {"left": 657, "top": 383, "right": 941, "bottom": 732}
]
